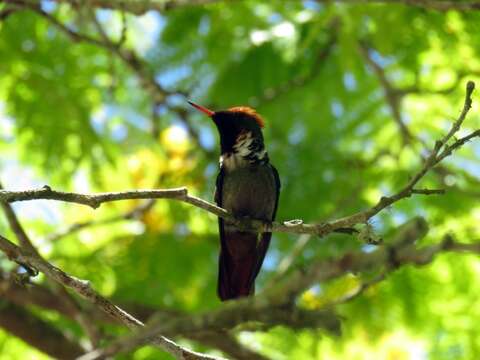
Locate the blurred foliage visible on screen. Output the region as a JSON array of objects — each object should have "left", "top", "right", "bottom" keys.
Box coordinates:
[{"left": 1, "top": 0, "right": 480, "bottom": 359}]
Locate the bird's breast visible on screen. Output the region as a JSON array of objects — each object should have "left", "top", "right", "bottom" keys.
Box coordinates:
[
  {"left": 220, "top": 164, "right": 277, "bottom": 221},
  {"left": 220, "top": 152, "right": 250, "bottom": 171}
]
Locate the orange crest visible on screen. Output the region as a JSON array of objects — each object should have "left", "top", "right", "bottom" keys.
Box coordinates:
[{"left": 228, "top": 106, "right": 265, "bottom": 128}]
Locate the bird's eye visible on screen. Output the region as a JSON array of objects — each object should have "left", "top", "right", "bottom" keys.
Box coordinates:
[{"left": 236, "top": 130, "right": 249, "bottom": 142}]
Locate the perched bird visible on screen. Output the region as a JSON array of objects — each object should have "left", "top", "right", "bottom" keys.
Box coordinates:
[{"left": 189, "top": 101, "right": 280, "bottom": 301}]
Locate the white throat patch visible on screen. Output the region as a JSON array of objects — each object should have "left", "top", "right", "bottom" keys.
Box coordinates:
[{"left": 220, "top": 131, "right": 268, "bottom": 171}]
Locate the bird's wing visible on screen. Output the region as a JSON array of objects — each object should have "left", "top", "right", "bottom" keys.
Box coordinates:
[
  {"left": 214, "top": 166, "right": 224, "bottom": 207},
  {"left": 215, "top": 165, "right": 225, "bottom": 244},
  {"left": 271, "top": 164, "right": 281, "bottom": 219},
  {"left": 217, "top": 164, "right": 281, "bottom": 300},
  {"left": 251, "top": 163, "right": 281, "bottom": 282},
  {"left": 215, "top": 166, "right": 230, "bottom": 299}
]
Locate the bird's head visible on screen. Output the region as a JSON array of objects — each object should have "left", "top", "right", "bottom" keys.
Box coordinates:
[{"left": 188, "top": 101, "right": 265, "bottom": 154}]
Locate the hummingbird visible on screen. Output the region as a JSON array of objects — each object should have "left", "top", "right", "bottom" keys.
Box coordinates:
[{"left": 188, "top": 101, "right": 280, "bottom": 301}]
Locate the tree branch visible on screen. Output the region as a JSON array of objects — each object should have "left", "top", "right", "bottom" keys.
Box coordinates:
[
  {"left": 0, "top": 182, "right": 440, "bottom": 237},
  {"left": 0, "top": 234, "right": 222, "bottom": 360},
  {"left": 46, "top": 199, "right": 156, "bottom": 242},
  {"left": 0, "top": 183, "right": 39, "bottom": 255},
  {"left": 0, "top": 181, "right": 102, "bottom": 348},
  {"left": 0, "top": 186, "right": 188, "bottom": 209},
  {"left": 2, "top": 273, "right": 270, "bottom": 360},
  {"left": 252, "top": 18, "right": 339, "bottom": 105},
  {"left": 3, "top": 0, "right": 228, "bottom": 15},
  {"left": 316, "top": 0, "right": 480, "bottom": 11},
  {"left": 0, "top": 272, "right": 265, "bottom": 360},
  {"left": 79, "top": 216, "right": 480, "bottom": 357},
  {"left": 358, "top": 42, "right": 413, "bottom": 144},
  {"left": 79, "top": 303, "right": 340, "bottom": 360},
  {"left": 187, "top": 331, "right": 271, "bottom": 360},
  {"left": 0, "top": 301, "right": 85, "bottom": 359}
]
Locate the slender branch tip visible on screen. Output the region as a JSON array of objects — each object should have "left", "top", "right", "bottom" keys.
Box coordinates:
[{"left": 467, "top": 80, "right": 475, "bottom": 93}]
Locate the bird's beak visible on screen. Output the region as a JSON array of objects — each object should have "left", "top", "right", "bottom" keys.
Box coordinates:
[{"left": 188, "top": 101, "right": 215, "bottom": 117}]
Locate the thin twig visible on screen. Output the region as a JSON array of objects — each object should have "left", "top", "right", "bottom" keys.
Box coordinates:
[
  {"left": 46, "top": 199, "right": 155, "bottom": 242},
  {"left": 252, "top": 18, "right": 339, "bottom": 106},
  {"left": 359, "top": 42, "right": 413, "bottom": 144},
  {"left": 411, "top": 188, "right": 445, "bottom": 195},
  {"left": 315, "top": 0, "right": 480, "bottom": 12}
]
